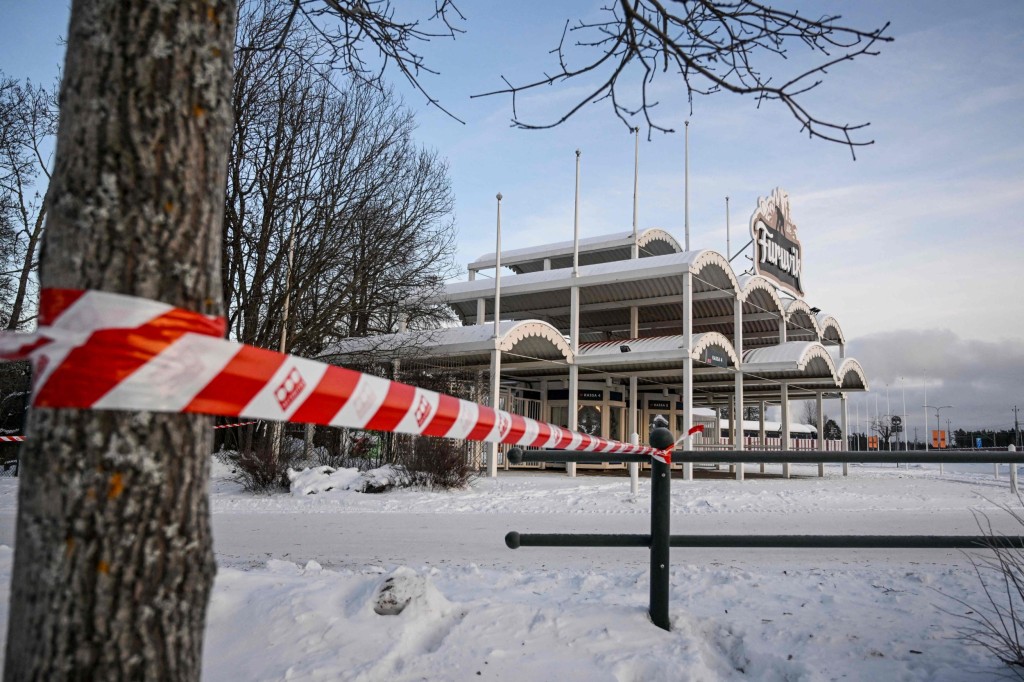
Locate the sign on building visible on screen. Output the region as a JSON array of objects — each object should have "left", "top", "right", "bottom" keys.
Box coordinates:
[{"left": 750, "top": 187, "right": 804, "bottom": 298}]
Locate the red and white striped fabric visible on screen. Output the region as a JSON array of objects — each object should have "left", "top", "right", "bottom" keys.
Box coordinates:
[
  {"left": 213, "top": 421, "right": 258, "bottom": 430},
  {"left": 0, "top": 289, "right": 670, "bottom": 457},
  {"left": 0, "top": 436, "right": 24, "bottom": 442},
  {"left": 651, "top": 424, "right": 704, "bottom": 465}
]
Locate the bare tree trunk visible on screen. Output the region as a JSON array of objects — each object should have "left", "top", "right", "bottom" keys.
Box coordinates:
[
  {"left": 5, "top": 196, "right": 45, "bottom": 330},
  {"left": 5, "top": 1, "right": 235, "bottom": 679}
]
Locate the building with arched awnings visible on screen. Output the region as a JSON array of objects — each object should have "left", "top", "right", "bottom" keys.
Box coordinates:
[{"left": 323, "top": 190, "right": 869, "bottom": 481}]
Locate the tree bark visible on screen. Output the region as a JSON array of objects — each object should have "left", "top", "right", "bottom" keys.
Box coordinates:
[{"left": 5, "top": 1, "right": 235, "bottom": 679}]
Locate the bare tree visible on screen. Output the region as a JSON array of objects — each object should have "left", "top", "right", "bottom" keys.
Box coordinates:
[
  {"left": 476, "top": 1, "right": 892, "bottom": 155},
  {"left": 0, "top": 74, "right": 57, "bottom": 330},
  {"left": 870, "top": 415, "right": 895, "bottom": 450},
  {"left": 799, "top": 399, "right": 818, "bottom": 426},
  {"left": 224, "top": 2, "right": 456, "bottom": 360}
]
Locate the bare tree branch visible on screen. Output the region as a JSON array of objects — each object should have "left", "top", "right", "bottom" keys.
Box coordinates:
[{"left": 473, "top": 0, "right": 892, "bottom": 156}]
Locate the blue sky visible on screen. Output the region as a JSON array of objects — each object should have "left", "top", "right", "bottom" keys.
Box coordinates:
[{"left": 1, "top": 1, "right": 1022, "bottom": 432}]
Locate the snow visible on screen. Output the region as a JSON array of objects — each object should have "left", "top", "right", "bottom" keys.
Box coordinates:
[{"left": 1, "top": 460, "right": 1023, "bottom": 680}]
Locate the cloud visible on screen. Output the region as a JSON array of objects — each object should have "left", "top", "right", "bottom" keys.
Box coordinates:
[{"left": 845, "top": 328, "right": 1024, "bottom": 431}]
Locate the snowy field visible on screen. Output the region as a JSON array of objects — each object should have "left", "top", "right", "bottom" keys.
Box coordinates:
[{"left": 0, "top": 460, "right": 1022, "bottom": 680}]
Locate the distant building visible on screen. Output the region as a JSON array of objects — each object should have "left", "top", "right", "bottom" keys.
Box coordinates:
[{"left": 327, "top": 190, "right": 868, "bottom": 480}]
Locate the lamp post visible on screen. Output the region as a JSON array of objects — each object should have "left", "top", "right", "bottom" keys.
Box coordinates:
[{"left": 924, "top": 405, "right": 953, "bottom": 449}]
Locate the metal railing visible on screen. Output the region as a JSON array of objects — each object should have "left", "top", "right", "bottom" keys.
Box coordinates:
[{"left": 505, "top": 434, "right": 1024, "bottom": 632}]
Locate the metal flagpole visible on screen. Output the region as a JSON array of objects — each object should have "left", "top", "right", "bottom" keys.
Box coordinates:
[
  {"left": 488, "top": 193, "right": 503, "bottom": 478},
  {"left": 924, "top": 375, "right": 929, "bottom": 452},
  {"left": 632, "top": 129, "right": 639, "bottom": 260},
  {"left": 574, "top": 150, "right": 581, "bottom": 276},
  {"left": 684, "top": 121, "right": 690, "bottom": 251},
  {"left": 725, "top": 196, "right": 731, "bottom": 260},
  {"left": 901, "top": 377, "right": 908, "bottom": 451}
]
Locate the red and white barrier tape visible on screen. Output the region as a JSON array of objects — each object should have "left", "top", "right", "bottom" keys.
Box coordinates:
[
  {"left": 0, "top": 436, "right": 24, "bottom": 442},
  {"left": 213, "top": 421, "right": 258, "bottom": 430},
  {"left": 0, "top": 289, "right": 708, "bottom": 459},
  {"left": 652, "top": 424, "right": 704, "bottom": 465}
]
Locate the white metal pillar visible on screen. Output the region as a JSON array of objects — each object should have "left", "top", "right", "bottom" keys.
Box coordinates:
[
  {"left": 682, "top": 271, "right": 694, "bottom": 481},
  {"left": 781, "top": 382, "right": 791, "bottom": 479},
  {"left": 488, "top": 348, "right": 501, "bottom": 478},
  {"left": 568, "top": 285, "right": 580, "bottom": 477},
  {"left": 840, "top": 392, "right": 849, "bottom": 476},
  {"left": 488, "top": 193, "right": 503, "bottom": 478},
  {"left": 629, "top": 305, "right": 640, "bottom": 493},
  {"left": 476, "top": 298, "right": 485, "bottom": 325},
  {"left": 817, "top": 391, "right": 825, "bottom": 477},
  {"left": 759, "top": 399, "right": 766, "bottom": 473},
  {"left": 734, "top": 294, "right": 745, "bottom": 481}
]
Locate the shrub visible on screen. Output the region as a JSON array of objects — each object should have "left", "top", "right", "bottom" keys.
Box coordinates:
[
  {"left": 947, "top": 494, "right": 1024, "bottom": 678},
  {"left": 219, "top": 429, "right": 305, "bottom": 493},
  {"left": 406, "top": 436, "right": 472, "bottom": 490}
]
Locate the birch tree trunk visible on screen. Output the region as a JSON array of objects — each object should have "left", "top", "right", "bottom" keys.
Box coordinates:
[{"left": 5, "top": 1, "right": 235, "bottom": 679}]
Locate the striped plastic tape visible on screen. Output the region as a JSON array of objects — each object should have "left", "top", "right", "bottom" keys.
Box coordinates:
[{"left": 0, "top": 289, "right": 689, "bottom": 457}]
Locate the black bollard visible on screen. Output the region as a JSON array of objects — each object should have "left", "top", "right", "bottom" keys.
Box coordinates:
[{"left": 648, "top": 427, "right": 675, "bottom": 631}]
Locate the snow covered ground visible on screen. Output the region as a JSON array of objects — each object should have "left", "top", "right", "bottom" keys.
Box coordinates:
[{"left": 0, "top": 460, "right": 1022, "bottom": 680}]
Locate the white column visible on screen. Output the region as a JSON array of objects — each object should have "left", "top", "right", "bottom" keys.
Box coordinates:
[
  {"left": 840, "top": 392, "right": 849, "bottom": 476},
  {"left": 781, "top": 382, "right": 791, "bottom": 479},
  {"left": 476, "top": 298, "right": 485, "bottom": 325},
  {"left": 817, "top": 391, "right": 825, "bottom": 477},
  {"left": 1011, "top": 444, "right": 1018, "bottom": 494},
  {"left": 682, "top": 271, "right": 694, "bottom": 481},
  {"left": 629, "top": 305, "right": 640, "bottom": 492},
  {"left": 568, "top": 285, "right": 580, "bottom": 477},
  {"left": 779, "top": 317, "right": 787, "bottom": 343},
  {"left": 488, "top": 347, "right": 501, "bottom": 478},
  {"left": 734, "top": 295, "right": 745, "bottom": 481},
  {"left": 488, "top": 193, "right": 503, "bottom": 478},
  {"left": 759, "top": 399, "right": 767, "bottom": 473}
]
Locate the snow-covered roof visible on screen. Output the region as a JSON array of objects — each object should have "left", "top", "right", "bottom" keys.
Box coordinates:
[
  {"left": 442, "top": 249, "right": 741, "bottom": 337},
  {"left": 468, "top": 228, "right": 682, "bottom": 274},
  {"left": 743, "top": 341, "right": 836, "bottom": 375},
  {"left": 717, "top": 418, "right": 817, "bottom": 434},
  {"left": 837, "top": 358, "right": 869, "bottom": 391},
  {"left": 816, "top": 313, "right": 846, "bottom": 346},
  {"left": 576, "top": 332, "right": 738, "bottom": 367},
  {"left": 783, "top": 299, "right": 821, "bottom": 341},
  {"left": 321, "top": 320, "right": 572, "bottom": 371}
]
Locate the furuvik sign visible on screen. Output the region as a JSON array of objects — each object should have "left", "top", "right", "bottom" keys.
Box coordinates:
[{"left": 750, "top": 187, "right": 804, "bottom": 298}]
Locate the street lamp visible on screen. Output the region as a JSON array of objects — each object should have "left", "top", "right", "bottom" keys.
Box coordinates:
[{"left": 924, "top": 405, "right": 953, "bottom": 448}]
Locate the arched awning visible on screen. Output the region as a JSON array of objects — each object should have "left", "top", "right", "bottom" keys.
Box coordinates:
[
  {"left": 573, "top": 332, "right": 738, "bottom": 386},
  {"left": 443, "top": 248, "right": 741, "bottom": 340},
  {"left": 836, "top": 358, "right": 868, "bottom": 391},
  {"left": 783, "top": 299, "right": 821, "bottom": 342},
  {"left": 816, "top": 313, "right": 846, "bottom": 347},
  {"left": 467, "top": 228, "right": 682, "bottom": 275},
  {"left": 321, "top": 320, "right": 573, "bottom": 376},
  {"left": 737, "top": 341, "right": 839, "bottom": 401},
  {"left": 736, "top": 274, "right": 786, "bottom": 348}
]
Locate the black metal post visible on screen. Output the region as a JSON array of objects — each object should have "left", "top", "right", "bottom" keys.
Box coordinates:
[
  {"left": 649, "top": 456, "right": 670, "bottom": 630},
  {"left": 647, "top": 427, "right": 675, "bottom": 631}
]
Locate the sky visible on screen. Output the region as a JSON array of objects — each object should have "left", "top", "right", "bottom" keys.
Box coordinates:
[{"left": 1, "top": 1, "right": 1022, "bottom": 433}]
